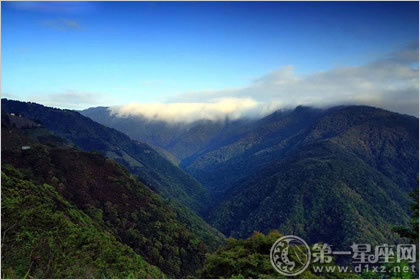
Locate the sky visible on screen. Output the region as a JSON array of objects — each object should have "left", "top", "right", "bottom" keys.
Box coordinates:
[{"left": 1, "top": 1, "right": 419, "bottom": 120}]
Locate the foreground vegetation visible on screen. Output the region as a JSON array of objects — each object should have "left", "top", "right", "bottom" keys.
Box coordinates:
[
  {"left": 200, "top": 231, "right": 357, "bottom": 279},
  {"left": 1, "top": 117, "right": 223, "bottom": 278},
  {"left": 1, "top": 165, "right": 164, "bottom": 278}
]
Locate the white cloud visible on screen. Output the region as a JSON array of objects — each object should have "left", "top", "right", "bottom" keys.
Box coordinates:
[
  {"left": 109, "top": 44, "right": 418, "bottom": 122},
  {"left": 32, "top": 43, "right": 416, "bottom": 121},
  {"left": 109, "top": 98, "right": 261, "bottom": 123},
  {"left": 165, "top": 43, "right": 419, "bottom": 117}
]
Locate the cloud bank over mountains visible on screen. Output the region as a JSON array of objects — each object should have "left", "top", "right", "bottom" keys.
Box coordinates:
[
  {"left": 110, "top": 43, "right": 419, "bottom": 122},
  {"left": 9, "top": 43, "right": 416, "bottom": 122},
  {"left": 109, "top": 98, "right": 260, "bottom": 123}
]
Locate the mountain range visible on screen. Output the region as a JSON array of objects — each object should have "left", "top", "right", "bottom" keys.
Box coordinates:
[
  {"left": 1, "top": 98, "right": 418, "bottom": 277},
  {"left": 81, "top": 104, "right": 418, "bottom": 248}
]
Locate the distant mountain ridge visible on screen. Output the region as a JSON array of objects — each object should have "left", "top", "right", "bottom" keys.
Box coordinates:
[
  {"left": 81, "top": 106, "right": 256, "bottom": 162},
  {"left": 81, "top": 103, "right": 418, "bottom": 249},
  {"left": 82, "top": 105, "right": 418, "bottom": 192}
]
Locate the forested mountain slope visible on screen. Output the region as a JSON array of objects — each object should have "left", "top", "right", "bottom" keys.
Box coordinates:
[
  {"left": 187, "top": 106, "right": 418, "bottom": 198},
  {"left": 203, "top": 106, "right": 418, "bottom": 248},
  {"left": 1, "top": 115, "right": 225, "bottom": 278},
  {"left": 1, "top": 99, "right": 210, "bottom": 215},
  {"left": 182, "top": 106, "right": 326, "bottom": 195},
  {"left": 2, "top": 165, "right": 165, "bottom": 278},
  {"left": 207, "top": 140, "right": 413, "bottom": 248}
]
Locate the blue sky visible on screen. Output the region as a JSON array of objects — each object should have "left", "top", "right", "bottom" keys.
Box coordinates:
[{"left": 1, "top": 1, "right": 419, "bottom": 117}]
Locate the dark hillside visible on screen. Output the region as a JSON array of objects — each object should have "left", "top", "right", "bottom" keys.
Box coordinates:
[
  {"left": 1, "top": 99, "right": 211, "bottom": 215},
  {"left": 1, "top": 121, "right": 224, "bottom": 277},
  {"left": 1, "top": 165, "right": 165, "bottom": 278}
]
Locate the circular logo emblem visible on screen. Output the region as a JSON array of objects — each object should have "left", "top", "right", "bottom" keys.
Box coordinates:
[{"left": 270, "top": 235, "right": 311, "bottom": 276}]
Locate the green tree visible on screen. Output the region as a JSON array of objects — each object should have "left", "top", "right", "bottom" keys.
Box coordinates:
[{"left": 393, "top": 184, "right": 419, "bottom": 244}]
